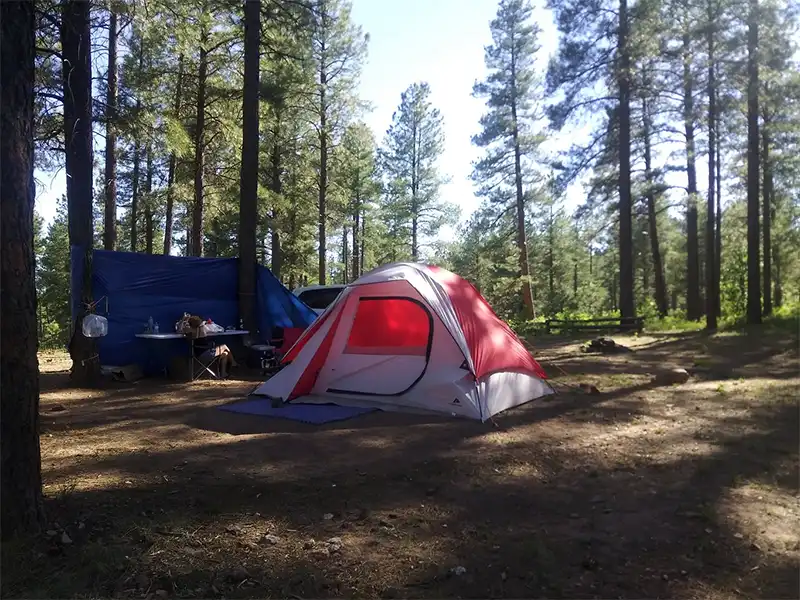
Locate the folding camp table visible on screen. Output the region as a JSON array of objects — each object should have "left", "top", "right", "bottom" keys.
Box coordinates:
[{"left": 136, "top": 330, "right": 248, "bottom": 381}]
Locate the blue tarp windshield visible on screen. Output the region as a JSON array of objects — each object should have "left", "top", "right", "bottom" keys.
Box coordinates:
[{"left": 71, "top": 248, "right": 316, "bottom": 371}]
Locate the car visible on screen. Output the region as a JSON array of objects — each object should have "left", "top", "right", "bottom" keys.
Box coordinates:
[{"left": 293, "top": 284, "right": 346, "bottom": 315}]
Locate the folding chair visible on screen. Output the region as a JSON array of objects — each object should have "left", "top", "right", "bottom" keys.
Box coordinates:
[
  {"left": 263, "top": 327, "right": 304, "bottom": 376},
  {"left": 191, "top": 338, "right": 221, "bottom": 380}
]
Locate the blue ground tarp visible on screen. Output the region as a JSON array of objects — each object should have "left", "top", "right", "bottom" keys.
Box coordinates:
[
  {"left": 71, "top": 248, "right": 316, "bottom": 371},
  {"left": 219, "top": 399, "right": 377, "bottom": 424}
]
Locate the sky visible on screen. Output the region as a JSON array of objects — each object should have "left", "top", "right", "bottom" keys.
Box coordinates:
[
  {"left": 349, "top": 0, "right": 562, "bottom": 241},
  {"left": 34, "top": 0, "right": 565, "bottom": 238}
]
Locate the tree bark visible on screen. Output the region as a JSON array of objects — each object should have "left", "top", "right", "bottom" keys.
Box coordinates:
[
  {"left": 411, "top": 120, "right": 419, "bottom": 261},
  {"left": 774, "top": 245, "right": 782, "bottom": 308},
  {"left": 103, "top": 10, "right": 117, "bottom": 251},
  {"left": 144, "top": 144, "right": 154, "bottom": 254},
  {"left": 714, "top": 78, "right": 722, "bottom": 318},
  {"left": 191, "top": 33, "right": 208, "bottom": 257},
  {"left": 269, "top": 113, "right": 283, "bottom": 279},
  {"left": 318, "top": 98, "right": 328, "bottom": 284},
  {"left": 360, "top": 216, "right": 366, "bottom": 275},
  {"left": 1, "top": 0, "right": 46, "bottom": 540},
  {"left": 238, "top": 0, "right": 260, "bottom": 334},
  {"left": 342, "top": 226, "right": 349, "bottom": 283},
  {"left": 547, "top": 204, "right": 555, "bottom": 311},
  {"left": 705, "top": 15, "right": 717, "bottom": 330},
  {"left": 573, "top": 261, "right": 578, "bottom": 296},
  {"left": 130, "top": 37, "right": 144, "bottom": 253},
  {"left": 510, "top": 47, "right": 534, "bottom": 318},
  {"left": 130, "top": 138, "right": 140, "bottom": 252},
  {"left": 746, "top": 0, "right": 761, "bottom": 324},
  {"left": 164, "top": 54, "right": 183, "bottom": 256},
  {"left": 617, "top": 0, "right": 635, "bottom": 319},
  {"left": 682, "top": 29, "right": 701, "bottom": 320},
  {"left": 761, "top": 107, "right": 772, "bottom": 317},
  {"left": 642, "top": 95, "right": 669, "bottom": 317},
  {"left": 62, "top": 0, "right": 100, "bottom": 385},
  {"left": 352, "top": 191, "right": 360, "bottom": 280}
]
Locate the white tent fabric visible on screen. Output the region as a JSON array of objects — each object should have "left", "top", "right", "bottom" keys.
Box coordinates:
[{"left": 250, "top": 263, "right": 553, "bottom": 421}]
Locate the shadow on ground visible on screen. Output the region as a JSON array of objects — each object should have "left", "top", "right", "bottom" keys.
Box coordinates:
[{"left": 3, "top": 332, "right": 798, "bottom": 599}]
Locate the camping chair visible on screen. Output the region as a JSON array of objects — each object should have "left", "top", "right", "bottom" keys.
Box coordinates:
[
  {"left": 191, "top": 338, "right": 222, "bottom": 380},
  {"left": 261, "top": 327, "right": 304, "bottom": 376},
  {"left": 242, "top": 327, "right": 305, "bottom": 376},
  {"left": 242, "top": 333, "right": 279, "bottom": 375}
]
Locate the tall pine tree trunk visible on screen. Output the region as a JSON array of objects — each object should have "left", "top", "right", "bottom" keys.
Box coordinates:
[
  {"left": 130, "top": 38, "right": 144, "bottom": 253},
  {"left": 164, "top": 54, "right": 183, "bottom": 256},
  {"left": 774, "top": 246, "right": 782, "bottom": 308},
  {"left": 130, "top": 138, "right": 140, "bottom": 252},
  {"left": 573, "top": 261, "right": 578, "bottom": 296},
  {"left": 144, "top": 145, "right": 154, "bottom": 254},
  {"left": 761, "top": 107, "right": 772, "bottom": 316},
  {"left": 617, "top": 0, "right": 635, "bottom": 319},
  {"left": 682, "top": 30, "right": 701, "bottom": 320},
  {"left": 705, "top": 16, "right": 717, "bottom": 330},
  {"left": 360, "top": 216, "right": 366, "bottom": 275},
  {"left": 238, "top": 0, "right": 260, "bottom": 333},
  {"left": 342, "top": 226, "right": 349, "bottom": 283},
  {"left": 642, "top": 95, "right": 669, "bottom": 317},
  {"left": 352, "top": 192, "right": 360, "bottom": 280},
  {"left": 746, "top": 0, "right": 761, "bottom": 324},
  {"left": 271, "top": 224, "right": 282, "bottom": 278},
  {"left": 318, "top": 58, "right": 328, "bottom": 284},
  {"left": 714, "top": 82, "right": 722, "bottom": 318},
  {"left": 411, "top": 121, "right": 419, "bottom": 261},
  {"left": 510, "top": 62, "right": 534, "bottom": 318},
  {"left": 62, "top": 0, "right": 100, "bottom": 385},
  {"left": 318, "top": 128, "right": 327, "bottom": 282},
  {"left": 191, "top": 35, "right": 208, "bottom": 257},
  {"left": 270, "top": 116, "right": 283, "bottom": 279},
  {"left": 547, "top": 205, "right": 555, "bottom": 312},
  {"left": 1, "top": 0, "right": 46, "bottom": 539},
  {"left": 103, "top": 10, "right": 117, "bottom": 251}
]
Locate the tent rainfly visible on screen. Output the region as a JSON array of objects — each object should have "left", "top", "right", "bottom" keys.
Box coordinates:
[{"left": 250, "top": 263, "right": 553, "bottom": 420}]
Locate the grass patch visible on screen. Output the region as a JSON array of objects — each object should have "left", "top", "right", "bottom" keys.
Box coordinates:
[{"left": 645, "top": 314, "right": 706, "bottom": 333}]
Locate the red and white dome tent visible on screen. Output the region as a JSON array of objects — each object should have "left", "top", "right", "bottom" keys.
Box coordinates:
[{"left": 250, "top": 263, "right": 553, "bottom": 421}]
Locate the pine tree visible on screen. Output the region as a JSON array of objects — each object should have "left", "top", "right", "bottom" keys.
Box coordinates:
[
  {"left": 103, "top": 5, "right": 119, "bottom": 251},
  {"left": 679, "top": 1, "right": 702, "bottom": 320},
  {"left": 239, "top": 0, "right": 260, "bottom": 333},
  {"left": 547, "top": 0, "right": 637, "bottom": 319},
  {"left": 38, "top": 199, "right": 72, "bottom": 343},
  {"left": 309, "top": 0, "right": 367, "bottom": 283},
  {"left": 1, "top": 0, "right": 46, "bottom": 539},
  {"left": 758, "top": 0, "right": 797, "bottom": 316},
  {"left": 746, "top": 0, "right": 762, "bottom": 324},
  {"left": 759, "top": 1, "right": 800, "bottom": 310},
  {"left": 61, "top": 0, "right": 100, "bottom": 384},
  {"left": 338, "top": 123, "right": 379, "bottom": 280},
  {"left": 382, "top": 82, "right": 450, "bottom": 261},
  {"left": 472, "top": 0, "right": 545, "bottom": 318},
  {"left": 704, "top": 0, "right": 724, "bottom": 330}
]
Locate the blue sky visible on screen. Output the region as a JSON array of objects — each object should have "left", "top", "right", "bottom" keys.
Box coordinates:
[
  {"left": 33, "top": 0, "right": 571, "bottom": 237},
  {"left": 350, "top": 0, "right": 560, "bottom": 240}
]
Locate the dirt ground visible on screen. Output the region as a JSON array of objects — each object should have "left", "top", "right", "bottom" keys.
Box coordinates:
[{"left": 2, "top": 329, "right": 799, "bottom": 599}]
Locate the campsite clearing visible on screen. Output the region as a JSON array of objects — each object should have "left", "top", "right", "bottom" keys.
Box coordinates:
[{"left": 3, "top": 330, "right": 798, "bottom": 599}]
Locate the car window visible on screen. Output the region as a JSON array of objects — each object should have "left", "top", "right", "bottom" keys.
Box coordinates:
[{"left": 298, "top": 288, "right": 343, "bottom": 310}]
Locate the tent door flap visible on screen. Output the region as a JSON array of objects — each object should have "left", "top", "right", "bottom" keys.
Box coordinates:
[{"left": 321, "top": 296, "right": 433, "bottom": 397}]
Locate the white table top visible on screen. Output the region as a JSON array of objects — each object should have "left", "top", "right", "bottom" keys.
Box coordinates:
[{"left": 136, "top": 329, "right": 249, "bottom": 339}]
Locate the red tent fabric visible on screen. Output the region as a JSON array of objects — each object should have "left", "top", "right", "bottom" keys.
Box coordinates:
[
  {"left": 253, "top": 263, "right": 553, "bottom": 421},
  {"left": 427, "top": 266, "right": 547, "bottom": 380}
]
